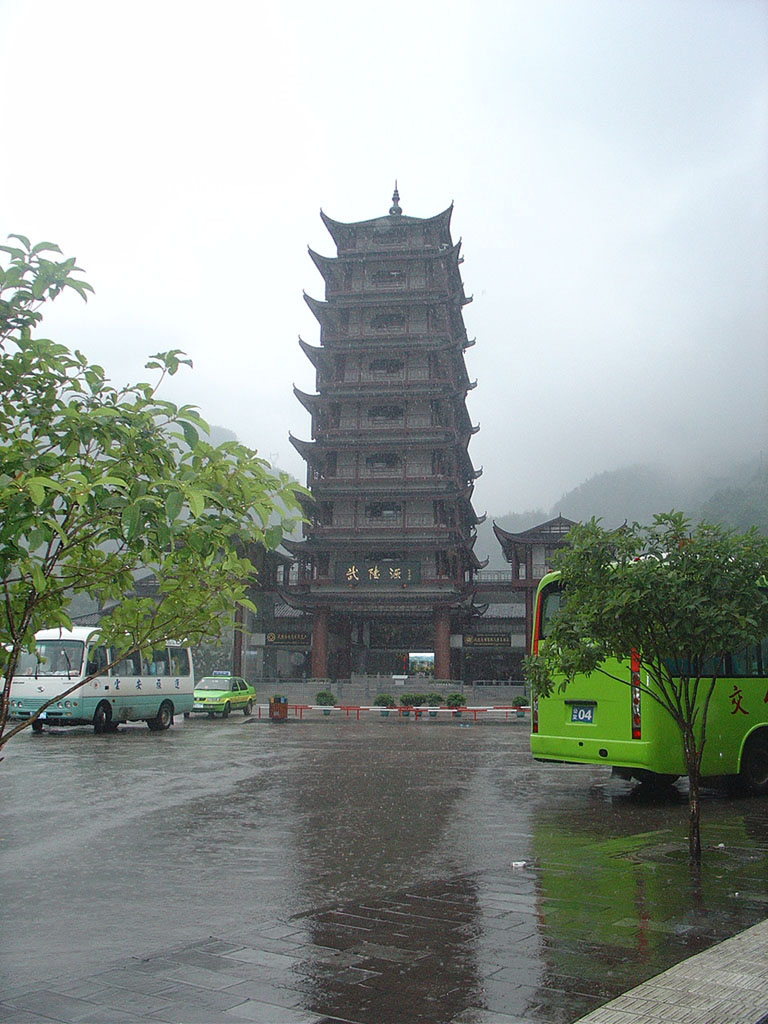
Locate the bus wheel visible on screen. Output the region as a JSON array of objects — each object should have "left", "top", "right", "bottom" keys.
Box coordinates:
[
  {"left": 243, "top": 700, "right": 253, "bottom": 716},
  {"left": 93, "top": 702, "right": 112, "bottom": 735},
  {"left": 222, "top": 701, "right": 231, "bottom": 719},
  {"left": 739, "top": 732, "right": 768, "bottom": 795},
  {"left": 635, "top": 771, "right": 679, "bottom": 790},
  {"left": 31, "top": 719, "right": 44, "bottom": 734},
  {"left": 147, "top": 700, "right": 174, "bottom": 732}
]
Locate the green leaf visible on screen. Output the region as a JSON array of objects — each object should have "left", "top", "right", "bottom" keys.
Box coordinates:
[
  {"left": 31, "top": 563, "right": 46, "bottom": 593},
  {"left": 187, "top": 489, "right": 205, "bottom": 518},
  {"left": 121, "top": 503, "right": 141, "bottom": 540},
  {"left": 165, "top": 490, "right": 184, "bottom": 521},
  {"left": 27, "top": 479, "right": 46, "bottom": 506},
  {"left": 180, "top": 420, "right": 199, "bottom": 449}
]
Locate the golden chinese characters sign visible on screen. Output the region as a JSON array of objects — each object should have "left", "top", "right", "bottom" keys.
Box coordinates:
[{"left": 335, "top": 560, "right": 421, "bottom": 585}]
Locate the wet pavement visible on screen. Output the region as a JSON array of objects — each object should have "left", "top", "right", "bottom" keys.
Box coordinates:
[{"left": 1, "top": 713, "right": 767, "bottom": 1023}]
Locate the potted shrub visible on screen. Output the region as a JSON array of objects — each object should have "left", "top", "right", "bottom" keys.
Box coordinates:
[
  {"left": 445, "top": 692, "right": 466, "bottom": 717},
  {"left": 399, "top": 692, "right": 416, "bottom": 716},
  {"left": 315, "top": 690, "right": 336, "bottom": 715},
  {"left": 426, "top": 692, "right": 444, "bottom": 717},
  {"left": 511, "top": 693, "right": 527, "bottom": 719},
  {"left": 411, "top": 693, "right": 428, "bottom": 718},
  {"left": 374, "top": 693, "right": 395, "bottom": 717}
]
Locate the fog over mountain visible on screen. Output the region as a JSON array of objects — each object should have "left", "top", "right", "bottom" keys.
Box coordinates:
[{"left": 481, "top": 456, "right": 767, "bottom": 569}]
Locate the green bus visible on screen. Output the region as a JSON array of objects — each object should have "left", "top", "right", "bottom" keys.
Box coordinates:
[{"left": 529, "top": 572, "right": 768, "bottom": 792}]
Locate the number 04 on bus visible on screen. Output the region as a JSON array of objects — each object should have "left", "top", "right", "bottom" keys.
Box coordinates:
[{"left": 529, "top": 572, "right": 768, "bottom": 793}]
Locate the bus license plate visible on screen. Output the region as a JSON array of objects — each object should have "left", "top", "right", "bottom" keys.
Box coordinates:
[{"left": 570, "top": 705, "right": 594, "bottom": 724}]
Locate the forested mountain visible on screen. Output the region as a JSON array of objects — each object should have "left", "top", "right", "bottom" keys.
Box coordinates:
[{"left": 480, "top": 458, "right": 767, "bottom": 569}]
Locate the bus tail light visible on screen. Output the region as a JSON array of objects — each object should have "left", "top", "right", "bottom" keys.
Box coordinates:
[
  {"left": 630, "top": 649, "right": 641, "bottom": 739},
  {"left": 532, "top": 695, "right": 538, "bottom": 733}
]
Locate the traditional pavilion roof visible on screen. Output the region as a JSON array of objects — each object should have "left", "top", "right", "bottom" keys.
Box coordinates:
[
  {"left": 493, "top": 515, "right": 577, "bottom": 549},
  {"left": 303, "top": 293, "right": 334, "bottom": 327},
  {"left": 319, "top": 187, "right": 454, "bottom": 251},
  {"left": 292, "top": 386, "right": 320, "bottom": 416},
  {"left": 308, "top": 237, "right": 463, "bottom": 272},
  {"left": 288, "top": 434, "right": 320, "bottom": 465},
  {"left": 298, "top": 337, "right": 326, "bottom": 368}
]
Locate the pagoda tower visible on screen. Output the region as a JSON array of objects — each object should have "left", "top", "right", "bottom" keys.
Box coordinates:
[{"left": 284, "top": 188, "right": 484, "bottom": 681}]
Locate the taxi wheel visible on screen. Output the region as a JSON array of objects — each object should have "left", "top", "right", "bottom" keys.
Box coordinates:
[
  {"left": 222, "top": 701, "right": 231, "bottom": 719},
  {"left": 207, "top": 711, "right": 215, "bottom": 719},
  {"left": 243, "top": 700, "right": 253, "bottom": 716}
]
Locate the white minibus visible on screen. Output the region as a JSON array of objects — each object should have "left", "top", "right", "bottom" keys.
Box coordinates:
[{"left": 9, "top": 627, "right": 194, "bottom": 733}]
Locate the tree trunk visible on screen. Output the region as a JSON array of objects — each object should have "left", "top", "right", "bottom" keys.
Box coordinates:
[
  {"left": 687, "top": 767, "right": 702, "bottom": 864},
  {"left": 682, "top": 727, "right": 703, "bottom": 865}
]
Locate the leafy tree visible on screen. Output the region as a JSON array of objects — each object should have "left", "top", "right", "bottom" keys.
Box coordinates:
[
  {"left": 0, "top": 235, "right": 306, "bottom": 750},
  {"left": 525, "top": 513, "right": 768, "bottom": 864}
]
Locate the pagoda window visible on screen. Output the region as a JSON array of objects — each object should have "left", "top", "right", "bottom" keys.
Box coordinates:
[
  {"left": 333, "top": 355, "right": 346, "bottom": 381},
  {"left": 368, "top": 357, "right": 404, "bottom": 377},
  {"left": 368, "top": 404, "right": 403, "bottom": 423},
  {"left": 370, "top": 265, "right": 406, "bottom": 287},
  {"left": 371, "top": 311, "right": 406, "bottom": 331},
  {"left": 365, "top": 502, "right": 402, "bottom": 521},
  {"left": 430, "top": 400, "right": 446, "bottom": 427},
  {"left": 365, "top": 452, "right": 401, "bottom": 475},
  {"left": 428, "top": 353, "right": 443, "bottom": 377},
  {"left": 329, "top": 403, "right": 341, "bottom": 428},
  {"left": 324, "top": 453, "right": 337, "bottom": 478},
  {"left": 373, "top": 226, "right": 406, "bottom": 246},
  {"left": 320, "top": 501, "right": 334, "bottom": 524}
]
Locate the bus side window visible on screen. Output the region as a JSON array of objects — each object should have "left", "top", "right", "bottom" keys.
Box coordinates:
[
  {"left": 539, "top": 586, "right": 562, "bottom": 639},
  {"left": 86, "top": 645, "right": 108, "bottom": 676},
  {"left": 730, "top": 646, "right": 758, "bottom": 678},
  {"left": 142, "top": 649, "right": 169, "bottom": 675},
  {"left": 110, "top": 651, "right": 141, "bottom": 676},
  {"left": 168, "top": 648, "right": 190, "bottom": 675}
]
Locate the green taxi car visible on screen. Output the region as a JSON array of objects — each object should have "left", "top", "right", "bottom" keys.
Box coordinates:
[{"left": 192, "top": 674, "right": 256, "bottom": 718}]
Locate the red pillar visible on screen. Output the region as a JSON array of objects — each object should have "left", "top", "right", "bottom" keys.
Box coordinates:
[
  {"left": 312, "top": 606, "right": 329, "bottom": 679},
  {"left": 434, "top": 607, "right": 451, "bottom": 682}
]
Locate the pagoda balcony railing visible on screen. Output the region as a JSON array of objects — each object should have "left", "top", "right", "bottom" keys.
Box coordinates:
[
  {"left": 326, "top": 373, "right": 456, "bottom": 390},
  {"left": 312, "top": 468, "right": 455, "bottom": 484},
  {"left": 312, "top": 514, "right": 457, "bottom": 532},
  {"left": 318, "top": 318, "right": 452, "bottom": 342},
  {"left": 319, "top": 334, "right": 467, "bottom": 352},
  {"left": 358, "top": 368, "right": 428, "bottom": 382},
  {"left": 322, "top": 426, "right": 460, "bottom": 445},
  {"left": 336, "top": 416, "right": 442, "bottom": 431}
]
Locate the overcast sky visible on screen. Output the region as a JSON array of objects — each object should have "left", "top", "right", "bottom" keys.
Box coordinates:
[{"left": 1, "top": 0, "right": 766, "bottom": 514}]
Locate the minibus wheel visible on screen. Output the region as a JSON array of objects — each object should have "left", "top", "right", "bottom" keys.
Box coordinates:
[
  {"left": 738, "top": 731, "right": 768, "bottom": 795},
  {"left": 93, "top": 701, "right": 112, "bottom": 734},
  {"left": 31, "top": 719, "right": 44, "bottom": 734},
  {"left": 147, "top": 700, "right": 174, "bottom": 731}
]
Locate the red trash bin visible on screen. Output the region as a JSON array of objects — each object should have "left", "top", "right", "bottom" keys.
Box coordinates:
[{"left": 269, "top": 696, "right": 288, "bottom": 721}]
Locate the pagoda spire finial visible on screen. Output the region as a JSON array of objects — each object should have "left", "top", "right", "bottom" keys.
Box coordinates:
[{"left": 389, "top": 180, "right": 402, "bottom": 216}]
